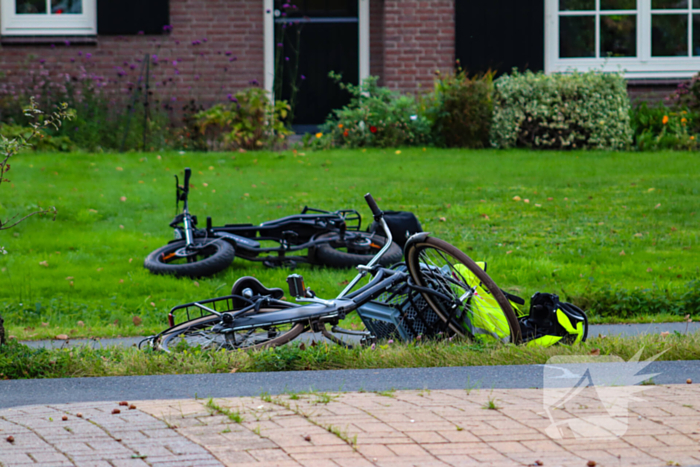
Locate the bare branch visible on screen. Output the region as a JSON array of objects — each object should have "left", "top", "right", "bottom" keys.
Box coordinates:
[{"left": 0, "top": 207, "right": 57, "bottom": 231}]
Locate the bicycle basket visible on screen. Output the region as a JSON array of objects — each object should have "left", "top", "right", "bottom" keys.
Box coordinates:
[{"left": 356, "top": 265, "right": 446, "bottom": 341}]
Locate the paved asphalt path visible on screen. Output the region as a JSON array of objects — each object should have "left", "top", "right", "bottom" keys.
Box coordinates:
[
  {"left": 1, "top": 360, "right": 698, "bottom": 409},
  {"left": 20, "top": 321, "right": 700, "bottom": 349}
]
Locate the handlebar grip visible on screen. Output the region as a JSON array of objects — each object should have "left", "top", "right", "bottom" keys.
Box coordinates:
[
  {"left": 364, "top": 193, "right": 383, "bottom": 220},
  {"left": 183, "top": 167, "right": 191, "bottom": 190}
]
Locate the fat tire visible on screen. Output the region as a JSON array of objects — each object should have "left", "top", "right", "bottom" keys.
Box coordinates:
[
  {"left": 312, "top": 232, "right": 402, "bottom": 269},
  {"left": 158, "top": 314, "right": 305, "bottom": 352},
  {"left": 144, "top": 239, "right": 235, "bottom": 278},
  {"left": 404, "top": 236, "right": 521, "bottom": 344}
]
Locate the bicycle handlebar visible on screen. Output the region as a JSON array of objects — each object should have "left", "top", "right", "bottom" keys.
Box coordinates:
[
  {"left": 183, "top": 167, "right": 192, "bottom": 193},
  {"left": 364, "top": 193, "right": 383, "bottom": 221}
]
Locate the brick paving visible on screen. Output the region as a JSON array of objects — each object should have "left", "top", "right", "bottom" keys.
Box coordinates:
[{"left": 2, "top": 385, "right": 700, "bottom": 466}]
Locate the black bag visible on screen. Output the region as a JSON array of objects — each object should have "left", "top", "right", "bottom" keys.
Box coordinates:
[
  {"left": 369, "top": 211, "right": 422, "bottom": 248},
  {"left": 519, "top": 292, "right": 588, "bottom": 346}
]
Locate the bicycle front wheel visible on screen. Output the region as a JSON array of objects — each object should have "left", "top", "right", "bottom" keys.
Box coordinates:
[
  {"left": 158, "top": 313, "right": 305, "bottom": 352},
  {"left": 404, "top": 236, "right": 521, "bottom": 344}
]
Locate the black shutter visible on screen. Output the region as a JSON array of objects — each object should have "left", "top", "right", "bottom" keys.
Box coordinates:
[
  {"left": 455, "top": 0, "right": 544, "bottom": 76},
  {"left": 97, "top": 0, "right": 170, "bottom": 35}
]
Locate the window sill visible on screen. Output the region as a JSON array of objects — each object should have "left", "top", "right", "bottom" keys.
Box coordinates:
[
  {"left": 626, "top": 78, "right": 685, "bottom": 86},
  {"left": 0, "top": 35, "right": 97, "bottom": 45}
]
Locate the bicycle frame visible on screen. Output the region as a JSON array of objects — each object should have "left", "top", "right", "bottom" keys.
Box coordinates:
[
  {"left": 149, "top": 194, "right": 463, "bottom": 349},
  {"left": 169, "top": 168, "right": 364, "bottom": 267}
]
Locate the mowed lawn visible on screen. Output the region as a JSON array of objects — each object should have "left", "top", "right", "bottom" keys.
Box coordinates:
[{"left": 1, "top": 148, "right": 698, "bottom": 340}]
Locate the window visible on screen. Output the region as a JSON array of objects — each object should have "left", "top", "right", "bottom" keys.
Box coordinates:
[
  {"left": 546, "top": 0, "right": 700, "bottom": 78},
  {"left": 1, "top": 0, "right": 96, "bottom": 36}
]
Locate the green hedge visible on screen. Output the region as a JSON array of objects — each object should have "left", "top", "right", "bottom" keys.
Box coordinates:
[{"left": 491, "top": 70, "right": 633, "bottom": 150}]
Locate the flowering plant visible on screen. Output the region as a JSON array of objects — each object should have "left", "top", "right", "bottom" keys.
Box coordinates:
[
  {"left": 312, "top": 73, "right": 432, "bottom": 149},
  {"left": 630, "top": 101, "right": 698, "bottom": 151}
]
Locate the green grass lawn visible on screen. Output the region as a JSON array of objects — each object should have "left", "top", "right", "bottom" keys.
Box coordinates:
[{"left": 1, "top": 148, "right": 698, "bottom": 340}]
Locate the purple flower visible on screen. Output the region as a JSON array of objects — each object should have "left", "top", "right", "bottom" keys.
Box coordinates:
[
  {"left": 225, "top": 51, "right": 232, "bottom": 56},
  {"left": 64, "top": 40, "right": 70, "bottom": 46},
  {"left": 172, "top": 60, "right": 177, "bottom": 66},
  {"left": 281, "top": 12, "right": 287, "bottom": 16},
  {"left": 137, "top": 30, "right": 144, "bottom": 35},
  {"left": 285, "top": 56, "right": 289, "bottom": 61},
  {"left": 249, "top": 79, "right": 259, "bottom": 86},
  {"left": 194, "top": 74, "right": 200, "bottom": 81},
  {"left": 227, "top": 93, "right": 233, "bottom": 101},
  {"left": 39, "top": 59, "right": 46, "bottom": 64},
  {"left": 174, "top": 69, "right": 180, "bottom": 75},
  {"left": 86, "top": 53, "right": 92, "bottom": 59},
  {"left": 152, "top": 54, "right": 158, "bottom": 61},
  {"left": 50, "top": 44, "right": 55, "bottom": 48},
  {"left": 162, "top": 25, "right": 173, "bottom": 32},
  {"left": 277, "top": 42, "right": 283, "bottom": 47},
  {"left": 266, "top": 9, "right": 271, "bottom": 13},
  {"left": 192, "top": 40, "right": 200, "bottom": 45},
  {"left": 283, "top": 3, "right": 290, "bottom": 7},
  {"left": 202, "top": 38, "right": 208, "bottom": 42},
  {"left": 171, "top": 96, "right": 177, "bottom": 101},
  {"left": 301, "top": 74, "right": 306, "bottom": 80},
  {"left": 130, "top": 64, "right": 136, "bottom": 70},
  {"left": 70, "top": 58, "right": 75, "bottom": 62},
  {"left": 78, "top": 51, "right": 83, "bottom": 56},
  {"left": 229, "top": 56, "right": 237, "bottom": 62},
  {"left": 175, "top": 40, "right": 180, "bottom": 45},
  {"left": 123, "top": 61, "right": 129, "bottom": 66}
]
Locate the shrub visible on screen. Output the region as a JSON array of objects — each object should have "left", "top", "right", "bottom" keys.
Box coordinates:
[
  {"left": 0, "top": 124, "right": 75, "bottom": 152},
  {"left": 491, "top": 70, "right": 633, "bottom": 150},
  {"left": 313, "top": 73, "right": 432, "bottom": 149},
  {"left": 630, "top": 102, "right": 698, "bottom": 151},
  {"left": 428, "top": 68, "right": 494, "bottom": 148},
  {"left": 196, "top": 88, "right": 291, "bottom": 150}
]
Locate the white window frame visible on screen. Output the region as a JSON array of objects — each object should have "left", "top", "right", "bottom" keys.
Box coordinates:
[
  {"left": 1, "top": 0, "right": 96, "bottom": 36},
  {"left": 545, "top": 0, "right": 700, "bottom": 78}
]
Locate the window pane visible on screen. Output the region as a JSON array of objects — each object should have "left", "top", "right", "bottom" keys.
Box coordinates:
[
  {"left": 652, "top": 0, "right": 688, "bottom": 9},
  {"left": 51, "top": 0, "right": 82, "bottom": 14},
  {"left": 16, "top": 0, "right": 46, "bottom": 14},
  {"left": 695, "top": 0, "right": 700, "bottom": 7},
  {"left": 51, "top": 0, "right": 83, "bottom": 15},
  {"left": 560, "top": 16, "right": 595, "bottom": 57},
  {"left": 652, "top": 14, "right": 688, "bottom": 55},
  {"left": 694, "top": 14, "right": 700, "bottom": 55},
  {"left": 560, "top": 0, "right": 594, "bottom": 11},
  {"left": 601, "top": 15, "right": 637, "bottom": 56},
  {"left": 601, "top": 0, "right": 637, "bottom": 10}
]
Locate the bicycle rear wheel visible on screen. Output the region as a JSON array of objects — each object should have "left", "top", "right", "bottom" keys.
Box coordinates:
[
  {"left": 158, "top": 313, "right": 305, "bottom": 352},
  {"left": 404, "top": 236, "right": 521, "bottom": 344}
]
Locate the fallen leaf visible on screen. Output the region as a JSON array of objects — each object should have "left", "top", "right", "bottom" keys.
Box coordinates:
[
  {"left": 119, "top": 225, "right": 124, "bottom": 229},
  {"left": 524, "top": 199, "right": 530, "bottom": 203},
  {"left": 439, "top": 217, "right": 446, "bottom": 222},
  {"left": 230, "top": 368, "right": 238, "bottom": 374},
  {"left": 647, "top": 268, "right": 653, "bottom": 272},
  {"left": 120, "top": 196, "right": 127, "bottom": 202},
  {"left": 395, "top": 150, "right": 401, "bottom": 154},
  {"left": 535, "top": 204, "right": 542, "bottom": 207},
  {"left": 55, "top": 334, "right": 69, "bottom": 340},
  {"left": 654, "top": 203, "right": 661, "bottom": 209},
  {"left": 193, "top": 281, "right": 200, "bottom": 287},
  {"left": 634, "top": 233, "right": 642, "bottom": 237},
  {"left": 6, "top": 436, "right": 14, "bottom": 443},
  {"left": 76, "top": 413, "right": 83, "bottom": 418},
  {"left": 66, "top": 276, "right": 74, "bottom": 280},
  {"left": 132, "top": 316, "right": 142, "bottom": 326},
  {"left": 304, "top": 435, "right": 311, "bottom": 441},
  {"left": 299, "top": 343, "right": 306, "bottom": 351},
  {"left": 512, "top": 196, "right": 521, "bottom": 202},
  {"left": 547, "top": 197, "right": 553, "bottom": 201},
  {"left": 480, "top": 199, "right": 486, "bottom": 203},
  {"left": 619, "top": 250, "right": 626, "bottom": 256},
  {"left": 648, "top": 187, "right": 655, "bottom": 192},
  {"left": 150, "top": 302, "right": 156, "bottom": 307},
  {"left": 39, "top": 261, "right": 49, "bottom": 267},
  {"left": 128, "top": 258, "right": 133, "bottom": 263},
  {"left": 590, "top": 349, "right": 600, "bottom": 356},
  {"left": 78, "top": 321, "right": 85, "bottom": 327},
  {"left": 116, "top": 167, "right": 123, "bottom": 171},
  {"left": 119, "top": 279, "right": 124, "bottom": 284},
  {"left": 129, "top": 404, "right": 137, "bottom": 410},
  {"left": 203, "top": 182, "right": 208, "bottom": 187},
  {"left": 506, "top": 250, "right": 513, "bottom": 254},
  {"left": 119, "top": 401, "right": 129, "bottom": 406},
  {"left": 112, "top": 409, "right": 121, "bottom": 414},
  {"left": 62, "top": 416, "right": 68, "bottom": 421},
  {"left": 587, "top": 461, "right": 597, "bottom": 467},
  {"left": 660, "top": 331, "right": 670, "bottom": 337},
  {"left": 41, "top": 322, "right": 49, "bottom": 327}
]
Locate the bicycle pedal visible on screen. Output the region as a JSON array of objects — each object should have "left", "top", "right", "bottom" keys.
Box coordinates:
[{"left": 286, "top": 274, "right": 306, "bottom": 298}]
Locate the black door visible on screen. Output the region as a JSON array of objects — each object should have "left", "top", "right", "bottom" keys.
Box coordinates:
[
  {"left": 274, "top": 0, "right": 359, "bottom": 131},
  {"left": 455, "top": 1, "right": 544, "bottom": 76}
]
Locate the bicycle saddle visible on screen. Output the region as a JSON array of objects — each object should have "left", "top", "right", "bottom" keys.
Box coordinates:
[{"left": 231, "top": 276, "right": 285, "bottom": 300}]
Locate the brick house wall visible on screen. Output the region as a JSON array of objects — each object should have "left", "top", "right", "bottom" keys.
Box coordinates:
[
  {"left": 0, "top": 0, "right": 265, "bottom": 108},
  {"left": 381, "top": 0, "right": 455, "bottom": 94}
]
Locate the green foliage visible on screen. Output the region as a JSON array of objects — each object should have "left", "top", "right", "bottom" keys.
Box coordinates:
[
  {"left": 196, "top": 88, "right": 292, "bottom": 150},
  {"left": 428, "top": 68, "right": 494, "bottom": 148},
  {"left": 0, "top": 124, "right": 75, "bottom": 152},
  {"left": 313, "top": 73, "right": 432, "bottom": 149},
  {"left": 630, "top": 102, "right": 698, "bottom": 151},
  {"left": 491, "top": 70, "right": 633, "bottom": 150}
]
